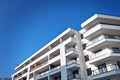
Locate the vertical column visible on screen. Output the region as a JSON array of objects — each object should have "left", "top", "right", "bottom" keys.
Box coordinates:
[
  {"left": 60, "top": 38, "right": 62, "bottom": 43},
  {"left": 27, "top": 67, "right": 30, "bottom": 80},
  {"left": 60, "top": 44, "right": 68, "bottom": 80},
  {"left": 33, "top": 72, "right": 35, "bottom": 80},
  {"left": 12, "top": 76, "right": 14, "bottom": 80},
  {"left": 75, "top": 32, "right": 87, "bottom": 80},
  {"left": 48, "top": 75, "right": 50, "bottom": 80}
]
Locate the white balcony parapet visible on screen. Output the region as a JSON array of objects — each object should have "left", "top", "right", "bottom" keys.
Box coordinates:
[
  {"left": 89, "top": 48, "right": 110, "bottom": 60},
  {"left": 87, "top": 34, "right": 120, "bottom": 47},
  {"left": 89, "top": 48, "right": 120, "bottom": 60},
  {"left": 67, "top": 60, "right": 80, "bottom": 66},
  {"left": 68, "top": 74, "right": 81, "bottom": 80},
  {"left": 49, "top": 66, "right": 61, "bottom": 73},
  {"left": 87, "top": 35, "right": 104, "bottom": 47},
  {"left": 35, "top": 71, "right": 49, "bottom": 79},
  {"left": 31, "top": 61, "right": 48, "bottom": 71},
  {"left": 35, "top": 66, "right": 61, "bottom": 79},
  {"left": 66, "top": 47, "right": 75, "bottom": 53}
]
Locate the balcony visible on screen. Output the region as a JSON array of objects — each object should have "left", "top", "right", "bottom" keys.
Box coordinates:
[
  {"left": 31, "top": 61, "right": 48, "bottom": 71},
  {"left": 91, "top": 64, "right": 120, "bottom": 79},
  {"left": 67, "top": 60, "right": 80, "bottom": 69},
  {"left": 66, "top": 48, "right": 78, "bottom": 58},
  {"left": 88, "top": 48, "right": 120, "bottom": 64},
  {"left": 67, "top": 60, "right": 80, "bottom": 66},
  {"left": 84, "top": 24, "right": 120, "bottom": 40},
  {"left": 66, "top": 47, "right": 75, "bottom": 53},
  {"left": 35, "top": 66, "right": 61, "bottom": 80},
  {"left": 68, "top": 74, "right": 81, "bottom": 80},
  {"left": 81, "top": 14, "right": 120, "bottom": 30},
  {"left": 86, "top": 34, "right": 120, "bottom": 51},
  {"left": 35, "top": 71, "right": 49, "bottom": 79},
  {"left": 49, "top": 66, "right": 61, "bottom": 73}
]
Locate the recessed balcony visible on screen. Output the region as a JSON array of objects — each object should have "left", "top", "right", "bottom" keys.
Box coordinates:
[
  {"left": 66, "top": 47, "right": 78, "bottom": 58},
  {"left": 86, "top": 34, "right": 120, "bottom": 51},
  {"left": 35, "top": 66, "right": 61, "bottom": 80},
  {"left": 68, "top": 74, "right": 81, "bottom": 80},
  {"left": 88, "top": 48, "right": 120, "bottom": 64},
  {"left": 35, "top": 70, "right": 49, "bottom": 79},
  {"left": 83, "top": 24, "right": 120, "bottom": 40},
  {"left": 50, "top": 72, "right": 61, "bottom": 80},
  {"left": 66, "top": 60, "right": 80, "bottom": 69},
  {"left": 67, "top": 60, "right": 79, "bottom": 66},
  {"left": 30, "top": 56, "right": 48, "bottom": 72},
  {"left": 91, "top": 64, "right": 120, "bottom": 79},
  {"left": 31, "top": 61, "right": 48, "bottom": 72},
  {"left": 81, "top": 14, "right": 120, "bottom": 30},
  {"left": 67, "top": 68, "right": 81, "bottom": 80},
  {"left": 35, "top": 60, "right": 60, "bottom": 80}
]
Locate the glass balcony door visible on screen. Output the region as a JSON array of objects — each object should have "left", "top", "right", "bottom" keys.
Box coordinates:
[{"left": 98, "top": 63, "right": 107, "bottom": 73}]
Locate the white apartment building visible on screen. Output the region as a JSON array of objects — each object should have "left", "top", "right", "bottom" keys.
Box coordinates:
[
  {"left": 12, "top": 28, "right": 87, "bottom": 80},
  {"left": 12, "top": 14, "right": 120, "bottom": 80},
  {"left": 80, "top": 14, "right": 120, "bottom": 80}
]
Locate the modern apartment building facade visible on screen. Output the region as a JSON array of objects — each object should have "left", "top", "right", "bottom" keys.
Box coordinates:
[
  {"left": 12, "top": 14, "right": 120, "bottom": 80},
  {"left": 12, "top": 28, "right": 87, "bottom": 80},
  {"left": 81, "top": 14, "right": 120, "bottom": 80}
]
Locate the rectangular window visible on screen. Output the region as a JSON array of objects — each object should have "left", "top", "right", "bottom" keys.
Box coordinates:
[
  {"left": 80, "top": 34, "right": 83, "bottom": 39},
  {"left": 117, "top": 61, "right": 120, "bottom": 69},
  {"left": 84, "top": 55, "right": 89, "bottom": 62},
  {"left": 82, "top": 44, "right": 86, "bottom": 50},
  {"left": 87, "top": 68, "right": 92, "bottom": 76}
]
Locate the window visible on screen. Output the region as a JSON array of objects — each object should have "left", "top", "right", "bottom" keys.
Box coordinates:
[
  {"left": 84, "top": 55, "right": 89, "bottom": 62},
  {"left": 82, "top": 44, "right": 86, "bottom": 50},
  {"left": 80, "top": 34, "right": 83, "bottom": 39},
  {"left": 87, "top": 68, "right": 92, "bottom": 76},
  {"left": 117, "top": 61, "right": 120, "bottom": 69}
]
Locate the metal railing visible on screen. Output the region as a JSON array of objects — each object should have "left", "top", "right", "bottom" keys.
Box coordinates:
[
  {"left": 87, "top": 34, "right": 120, "bottom": 47},
  {"left": 92, "top": 64, "right": 120, "bottom": 76},
  {"left": 68, "top": 74, "right": 81, "bottom": 80}
]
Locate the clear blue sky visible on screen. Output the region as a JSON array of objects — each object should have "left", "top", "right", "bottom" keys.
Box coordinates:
[{"left": 0, "top": 0, "right": 120, "bottom": 78}]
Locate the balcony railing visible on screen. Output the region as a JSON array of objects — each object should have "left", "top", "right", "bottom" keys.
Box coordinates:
[
  {"left": 31, "top": 61, "right": 48, "bottom": 71},
  {"left": 66, "top": 47, "right": 75, "bottom": 53},
  {"left": 67, "top": 60, "right": 80, "bottom": 66},
  {"left": 92, "top": 64, "right": 120, "bottom": 76},
  {"left": 68, "top": 74, "right": 81, "bottom": 80},
  {"left": 35, "top": 66, "right": 61, "bottom": 79},
  {"left": 89, "top": 49, "right": 109, "bottom": 60},
  {"left": 89, "top": 48, "right": 120, "bottom": 60},
  {"left": 49, "top": 66, "right": 61, "bottom": 73},
  {"left": 87, "top": 34, "right": 120, "bottom": 47},
  {"left": 35, "top": 71, "right": 49, "bottom": 79},
  {"left": 87, "top": 35, "right": 104, "bottom": 47}
]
